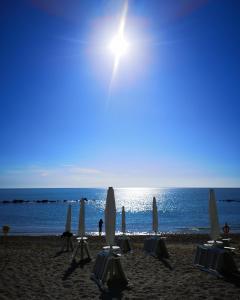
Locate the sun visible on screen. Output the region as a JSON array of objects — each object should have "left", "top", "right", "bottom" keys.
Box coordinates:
[
  {"left": 109, "top": 33, "right": 129, "bottom": 58},
  {"left": 108, "top": 0, "right": 129, "bottom": 91}
]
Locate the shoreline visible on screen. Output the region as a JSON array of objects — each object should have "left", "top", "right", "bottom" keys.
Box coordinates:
[{"left": 3, "top": 232, "right": 240, "bottom": 238}]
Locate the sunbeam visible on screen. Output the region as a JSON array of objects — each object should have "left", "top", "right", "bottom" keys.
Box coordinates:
[{"left": 108, "top": 0, "right": 129, "bottom": 94}]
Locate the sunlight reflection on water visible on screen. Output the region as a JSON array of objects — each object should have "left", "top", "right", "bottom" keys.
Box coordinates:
[{"left": 92, "top": 188, "right": 176, "bottom": 213}]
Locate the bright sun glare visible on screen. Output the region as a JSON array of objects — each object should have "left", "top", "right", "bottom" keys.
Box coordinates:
[
  {"left": 108, "top": 1, "right": 129, "bottom": 89},
  {"left": 109, "top": 34, "right": 129, "bottom": 58}
]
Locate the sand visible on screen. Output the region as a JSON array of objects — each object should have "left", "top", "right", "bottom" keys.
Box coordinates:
[{"left": 0, "top": 234, "right": 240, "bottom": 300}]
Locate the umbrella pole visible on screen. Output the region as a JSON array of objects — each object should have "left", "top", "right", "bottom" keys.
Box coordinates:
[
  {"left": 80, "top": 238, "right": 84, "bottom": 261},
  {"left": 109, "top": 244, "right": 114, "bottom": 281},
  {"left": 109, "top": 244, "right": 113, "bottom": 254}
]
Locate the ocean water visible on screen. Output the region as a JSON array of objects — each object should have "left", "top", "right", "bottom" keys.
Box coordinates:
[{"left": 0, "top": 188, "right": 240, "bottom": 235}]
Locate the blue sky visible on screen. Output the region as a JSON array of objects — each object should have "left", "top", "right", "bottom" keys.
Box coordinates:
[{"left": 0, "top": 0, "right": 240, "bottom": 188}]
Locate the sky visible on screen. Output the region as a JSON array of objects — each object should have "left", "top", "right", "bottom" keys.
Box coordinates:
[{"left": 0, "top": 0, "right": 240, "bottom": 188}]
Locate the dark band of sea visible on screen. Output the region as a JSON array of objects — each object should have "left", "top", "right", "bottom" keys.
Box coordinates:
[{"left": 0, "top": 188, "right": 240, "bottom": 235}]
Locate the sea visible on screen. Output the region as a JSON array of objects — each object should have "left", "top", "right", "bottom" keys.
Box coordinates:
[{"left": 0, "top": 188, "right": 240, "bottom": 236}]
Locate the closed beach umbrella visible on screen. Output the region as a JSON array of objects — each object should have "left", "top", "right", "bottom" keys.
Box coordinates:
[
  {"left": 152, "top": 197, "right": 158, "bottom": 234},
  {"left": 65, "top": 204, "right": 72, "bottom": 233},
  {"left": 209, "top": 189, "right": 220, "bottom": 240},
  {"left": 122, "top": 206, "right": 126, "bottom": 234},
  {"left": 78, "top": 198, "right": 85, "bottom": 237},
  {"left": 105, "top": 187, "right": 116, "bottom": 247}
]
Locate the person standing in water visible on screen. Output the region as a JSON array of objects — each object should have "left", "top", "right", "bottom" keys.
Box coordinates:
[{"left": 99, "top": 219, "right": 103, "bottom": 236}]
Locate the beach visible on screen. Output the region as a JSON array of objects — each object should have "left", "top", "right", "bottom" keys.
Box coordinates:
[{"left": 0, "top": 234, "right": 240, "bottom": 299}]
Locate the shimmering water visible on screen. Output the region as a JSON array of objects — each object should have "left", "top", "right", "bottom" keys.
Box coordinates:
[{"left": 0, "top": 188, "right": 240, "bottom": 235}]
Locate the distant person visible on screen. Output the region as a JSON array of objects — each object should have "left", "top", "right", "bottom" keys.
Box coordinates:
[
  {"left": 222, "top": 222, "right": 230, "bottom": 235},
  {"left": 99, "top": 219, "right": 103, "bottom": 236}
]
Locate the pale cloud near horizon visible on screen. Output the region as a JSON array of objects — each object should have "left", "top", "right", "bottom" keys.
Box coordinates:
[
  {"left": 1, "top": 164, "right": 101, "bottom": 185},
  {"left": 6, "top": 164, "right": 102, "bottom": 176},
  {"left": 0, "top": 163, "right": 239, "bottom": 188}
]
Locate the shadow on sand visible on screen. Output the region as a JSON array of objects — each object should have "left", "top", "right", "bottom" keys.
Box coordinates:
[
  {"left": 159, "top": 258, "right": 173, "bottom": 270},
  {"left": 100, "top": 290, "right": 123, "bottom": 300},
  {"left": 54, "top": 249, "right": 72, "bottom": 258},
  {"left": 62, "top": 257, "right": 91, "bottom": 280},
  {"left": 0, "top": 254, "right": 9, "bottom": 272},
  {"left": 99, "top": 283, "right": 132, "bottom": 300},
  {"left": 224, "top": 274, "right": 240, "bottom": 287},
  {"left": 0, "top": 243, "right": 10, "bottom": 272}
]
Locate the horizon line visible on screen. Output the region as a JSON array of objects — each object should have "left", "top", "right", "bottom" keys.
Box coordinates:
[{"left": 0, "top": 186, "right": 239, "bottom": 189}]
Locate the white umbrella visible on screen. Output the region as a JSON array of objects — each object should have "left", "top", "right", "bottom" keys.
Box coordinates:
[
  {"left": 122, "top": 206, "right": 126, "bottom": 234},
  {"left": 152, "top": 197, "right": 158, "bottom": 234},
  {"left": 78, "top": 198, "right": 85, "bottom": 238},
  {"left": 105, "top": 187, "right": 116, "bottom": 248},
  {"left": 65, "top": 204, "right": 72, "bottom": 233},
  {"left": 209, "top": 189, "right": 220, "bottom": 240}
]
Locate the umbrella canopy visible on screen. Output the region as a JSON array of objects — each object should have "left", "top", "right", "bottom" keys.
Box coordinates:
[
  {"left": 209, "top": 189, "right": 220, "bottom": 240},
  {"left": 65, "top": 204, "right": 72, "bottom": 233},
  {"left": 105, "top": 187, "right": 116, "bottom": 247},
  {"left": 152, "top": 197, "right": 158, "bottom": 234},
  {"left": 122, "top": 206, "right": 126, "bottom": 234},
  {"left": 78, "top": 198, "right": 85, "bottom": 237}
]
